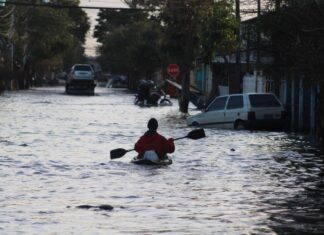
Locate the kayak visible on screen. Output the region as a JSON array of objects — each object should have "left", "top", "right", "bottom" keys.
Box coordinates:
[{"left": 131, "top": 156, "right": 173, "bottom": 165}]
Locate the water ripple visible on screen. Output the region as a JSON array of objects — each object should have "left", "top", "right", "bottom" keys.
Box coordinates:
[{"left": 0, "top": 87, "right": 323, "bottom": 234}]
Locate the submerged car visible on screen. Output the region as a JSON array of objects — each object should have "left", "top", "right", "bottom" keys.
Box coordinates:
[
  {"left": 187, "top": 93, "right": 287, "bottom": 130},
  {"left": 65, "top": 64, "right": 96, "bottom": 95},
  {"left": 106, "top": 75, "right": 128, "bottom": 88}
]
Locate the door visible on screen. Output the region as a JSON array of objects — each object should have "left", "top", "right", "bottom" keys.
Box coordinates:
[
  {"left": 224, "top": 95, "right": 244, "bottom": 128},
  {"left": 200, "top": 96, "right": 228, "bottom": 126}
]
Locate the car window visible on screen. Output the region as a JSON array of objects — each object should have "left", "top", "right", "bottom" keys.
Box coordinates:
[
  {"left": 227, "top": 95, "right": 243, "bottom": 109},
  {"left": 207, "top": 97, "right": 227, "bottom": 111},
  {"left": 249, "top": 94, "right": 281, "bottom": 107},
  {"left": 74, "top": 65, "right": 92, "bottom": 72}
]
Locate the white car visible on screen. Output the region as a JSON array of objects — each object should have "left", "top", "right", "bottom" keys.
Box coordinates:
[
  {"left": 66, "top": 64, "right": 96, "bottom": 95},
  {"left": 187, "top": 93, "right": 287, "bottom": 130}
]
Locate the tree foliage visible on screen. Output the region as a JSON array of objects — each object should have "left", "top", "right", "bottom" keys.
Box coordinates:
[
  {"left": 197, "top": 0, "right": 237, "bottom": 62},
  {"left": 95, "top": 0, "right": 237, "bottom": 112},
  {"left": 95, "top": 1, "right": 162, "bottom": 80},
  {"left": 98, "top": 20, "right": 162, "bottom": 78},
  {"left": 94, "top": 9, "right": 148, "bottom": 43},
  {"left": 96, "top": 0, "right": 237, "bottom": 75},
  {"left": 261, "top": 0, "right": 324, "bottom": 81},
  {"left": 1, "top": 0, "right": 90, "bottom": 76},
  {"left": 21, "top": 8, "right": 73, "bottom": 59}
]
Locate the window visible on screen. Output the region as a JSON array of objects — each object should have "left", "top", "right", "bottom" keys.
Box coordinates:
[
  {"left": 207, "top": 97, "right": 227, "bottom": 111},
  {"left": 74, "top": 65, "right": 92, "bottom": 72},
  {"left": 249, "top": 94, "right": 281, "bottom": 107},
  {"left": 227, "top": 95, "right": 243, "bottom": 109}
]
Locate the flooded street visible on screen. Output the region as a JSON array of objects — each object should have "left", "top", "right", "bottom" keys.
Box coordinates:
[{"left": 1, "top": 87, "right": 324, "bottom": 234}]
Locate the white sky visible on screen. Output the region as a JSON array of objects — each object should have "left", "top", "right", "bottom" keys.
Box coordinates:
[{"left": 79, "top": 0, "right": 128, "bottom": 57}]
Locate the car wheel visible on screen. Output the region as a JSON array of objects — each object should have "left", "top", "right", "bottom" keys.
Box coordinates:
[
  {"left": 192, "top": 121, "right": 199, "bottom": 127},
  {"left": 234, "top": 120, "right": 245, "bottom": 130},
  {"left": 65, "top": 85, "right": 70, "bottom": 94},
  {"left": 159, "top": 98, "right": 172, "bottom": 106}
]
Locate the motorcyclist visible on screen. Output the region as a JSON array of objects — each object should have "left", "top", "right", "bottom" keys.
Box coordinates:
[{"left": 137, "top": 79, "right": 151, "bottom": 102}]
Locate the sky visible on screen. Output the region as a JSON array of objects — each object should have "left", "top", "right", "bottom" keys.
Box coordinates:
[{"left": 79, "top": 0, "right": 128, "bottom": 57}]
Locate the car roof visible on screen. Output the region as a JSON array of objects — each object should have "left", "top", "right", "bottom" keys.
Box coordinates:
[
  {"left": 216, "top": 93, "right": 275, "bottom": 97},
  {"left": 72, "top": 64, "right": 92, "bottom": 67}
]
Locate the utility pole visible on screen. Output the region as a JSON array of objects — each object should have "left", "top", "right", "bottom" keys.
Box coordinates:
[
  {"left": 9, "top": 11, "right": 17, "bottom": 89},
  {"left": 257, "top": 0, "right": 261, "bottom": 68},
  {"left": 233, "top": 0, "right": 241, "bottom": 94},
  {"left": 166, "top": 0, "right": 195, "bottom": 114},
  {"left": 9, "top": 12, "right": 14, "bottom": 72}
]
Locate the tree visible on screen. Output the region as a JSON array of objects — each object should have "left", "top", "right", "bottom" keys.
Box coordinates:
[
  {"left": 0, "top": 4, "right": 14, "bottom": 69},
  {"left": 94, "top": 8, "right": 148, "bottom": 43},
  {"left": 95, "top": 2, "right": 162, "bottom": 88},
  {"left": 159, "top": 0, "right": 205, "bottom": 113},
  {"left": 97, "top": 19, "right": 162, "bottom": 87},
  {"left": 11, "top": 0, "right": 89, "bottom": 84},
  {"left": 197, "top": 0, "right": 237, "bottom": 102},
  {"left": 64, "top": 0, "right": 90, "bottom": 44},
  {"left": 95, "top": 0, "right": 238, "bottom": 113},
  {"left": 159, "top": 0, "right": 237, "bottom": 112}
]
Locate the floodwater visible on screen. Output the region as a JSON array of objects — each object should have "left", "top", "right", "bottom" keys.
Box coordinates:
[{"left": 0, "top": 86, "right": 323, "bottom": 235}]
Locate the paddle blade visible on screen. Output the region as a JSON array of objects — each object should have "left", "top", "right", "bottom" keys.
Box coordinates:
[
  {"left": 110, "top": 148, "right": 128, "bottom": 159},
  {"left": 187, "top": 128, "right": 206, "bottom": 140}
]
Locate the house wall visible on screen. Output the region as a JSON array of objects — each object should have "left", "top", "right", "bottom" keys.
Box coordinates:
[
  {"left": 192, "top": 60, "right": 318, "bottom": 134},
  {"left": 193, "top": 64, "right": 213, "bottom": 97},
  {"left": 283, "top": 72, "right": 317, "bottom": 133},
  {"left": 195, "top": 65, "right": 204, "bottom": 91}
]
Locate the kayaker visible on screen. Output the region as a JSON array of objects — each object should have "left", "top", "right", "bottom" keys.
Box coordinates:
[{"left": 134, "top": 118, "right": 175, "bottom": 162}]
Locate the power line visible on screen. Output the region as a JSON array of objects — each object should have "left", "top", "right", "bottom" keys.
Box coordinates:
[
  {"left": 1, "top": 0, "right": 271, "bottom": 15},
  {"left": 0, "top": 1, "right": 133, "bottom": 10}
]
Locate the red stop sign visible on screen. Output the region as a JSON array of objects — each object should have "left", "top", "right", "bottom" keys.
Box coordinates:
[{"left": 167, "top": 64, "right": 180, "bottom": 77}]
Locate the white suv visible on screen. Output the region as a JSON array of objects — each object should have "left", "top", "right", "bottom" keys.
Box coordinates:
[
  {"left": 187, "top": 93, "right": 287, "bottom": 130},
  {"left": 66, "top": 64, "right": 96, "bottom": 95}
]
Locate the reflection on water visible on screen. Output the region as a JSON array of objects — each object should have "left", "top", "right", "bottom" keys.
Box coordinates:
[{"left": 0, "top": 87, "right": 323, "bottom": 234}]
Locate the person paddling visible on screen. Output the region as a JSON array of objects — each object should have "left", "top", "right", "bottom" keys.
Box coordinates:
[{"left": 134, "top": 118, "right": 175, "bottom": 162}]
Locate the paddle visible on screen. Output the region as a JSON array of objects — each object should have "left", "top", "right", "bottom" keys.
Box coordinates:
[
  {"left": 110, "top": 148, "right": 135, "bottom": 160},
  {"left": 110, "top": 128, "right": 206, "bottom": 160},
  {"left": 174, "top": 128, "right": 205, "bottom": 140}
]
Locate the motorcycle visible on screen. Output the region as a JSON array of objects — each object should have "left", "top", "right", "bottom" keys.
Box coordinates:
[{"left": 135, "top": 80, "right": 172, "bottom": 106}]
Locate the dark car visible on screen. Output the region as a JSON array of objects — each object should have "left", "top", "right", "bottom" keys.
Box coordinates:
[{"left": 106, "top": 75, "right": 128, "bottom": 88}]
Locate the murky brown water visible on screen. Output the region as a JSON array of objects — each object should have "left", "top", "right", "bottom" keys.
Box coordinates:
[{"left": 0, "top": 87, "right": 323, "bottom": 234}]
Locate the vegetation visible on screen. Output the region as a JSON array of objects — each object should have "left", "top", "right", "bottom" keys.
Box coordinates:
[
  {"left": 261, "top": 0, "right": 324, "bottom": 81},
  {"left": 0, "top": 0, "right": 89, "bottom": 88},
  {"left": 95, "top": 8, "right": 160, "bottom": 88}
]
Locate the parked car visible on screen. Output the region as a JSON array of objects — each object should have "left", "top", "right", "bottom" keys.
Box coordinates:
[
  {"left": 186, "top": 93, "right": 287, "bottom": 130},
  {"left": 106, "top": 75, "right": 128, "bottom": 88},
  {"left": 65, "top": 64, "right": 96, "bottom": 95}
]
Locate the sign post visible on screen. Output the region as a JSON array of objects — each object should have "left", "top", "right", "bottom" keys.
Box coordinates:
[{"left": 167, "top": 64, "right": 180, "bottom": 78}]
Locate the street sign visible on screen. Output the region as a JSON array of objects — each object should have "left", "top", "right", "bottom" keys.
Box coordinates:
[{"left": 167, "top": 64, "right": 180, "bottom": 78}]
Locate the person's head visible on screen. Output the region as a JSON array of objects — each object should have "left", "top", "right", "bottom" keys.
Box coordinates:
[{"left": 147, "top": 118, "right": 158, "bottom": 131}]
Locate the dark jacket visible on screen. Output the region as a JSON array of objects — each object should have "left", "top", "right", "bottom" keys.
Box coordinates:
[{"left": 134, "top": 130, "right": 175, "bottom": 160}]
